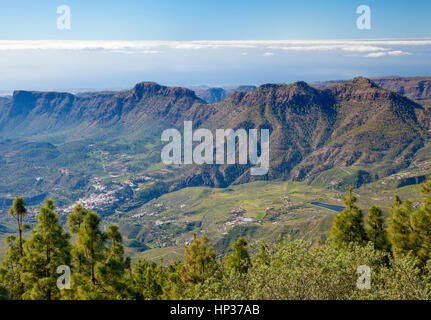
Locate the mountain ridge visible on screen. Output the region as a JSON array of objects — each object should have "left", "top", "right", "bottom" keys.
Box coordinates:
[
  {"left": 311, "top": 76, "right": 431, "bottom": 106},
  {"left": 0, "top": 82, "right": 205, "bottom": 138},
  {"left": 0, "top": 77, "right": 429, "bottom": 192},
  {"left": 175, "top": 77, "right": 428, "bottom": 188}
]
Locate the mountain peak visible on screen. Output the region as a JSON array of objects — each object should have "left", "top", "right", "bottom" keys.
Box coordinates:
[
  {"left": 327, "top": 77, "right": 387, "bottom": 101},
  {"left": 132, "top": 81, "right": 161, "bottom": 92},
  {"left": 291, "top": 81, "right": 312, "bottom": 89},
  {"left": 258, "top": 81, "right": 314, "bottom": 92},
  {"left": 347, "top": 77, "right": 378, "bottom": 88},
  {"left": 229, "top": 81, "right": 330, "bottom": 108},
  {"left": 131, "top": 82, "right": 199, "bottom": 100}
]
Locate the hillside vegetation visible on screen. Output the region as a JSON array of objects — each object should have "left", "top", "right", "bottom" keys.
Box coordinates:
[
  {"left": 2, "top": 177, "right": 431, "bottom": 300},
  {"left": 1, "top": 76, "right": 431, "bottom": 267}
]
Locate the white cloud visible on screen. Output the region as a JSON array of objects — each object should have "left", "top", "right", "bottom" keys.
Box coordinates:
[
  {"left": 0, "top": 39, "right": 426, "bottom": 54},
  {"left": 388, "top": 50, "right": 411, "bottom": 56},
  {"left": 364, "top": 52, "right": 388, "bottom": 58},
  {"left": 267, "top": 45, "right": 388, "bottom": 53},
  {"left": 341, "top": 45, "right": 387, "bottom": 52},
  {"left": 364, "top": 50, "right": 411, "bottom": 58},
  {"left": 268, "top": 45, "right": 334, "bottom": 51},
  {"left": 263, "top": 52, "right": 274, "bottom": 57}
]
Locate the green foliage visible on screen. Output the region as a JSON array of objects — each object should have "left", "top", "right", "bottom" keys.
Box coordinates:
[
  {"left": 132, "top": 260, "right": 165, "bottom": 300},
  {"left": 136, "top": 182, "right": 170, "bottom": 204},
  {"left": 409, "top": 208, "right": 431, "bottom": 265},
  {"left": 0, "top": 235, "right": 24, "bottom": 299},
  {"left": 3, "top": 178, "right": 431, "bottom": 300},
  {"left": 67, "top": 204, "right": 86, "bottom": 234},
  {"left": 339, "top": 170, "right": 373, "bottom": 189},
  {"left": 330, "top": 188, "right": 367, "bottom": 248},
  {"left": 387, "top": 178, "right": 431, "bottom": 266},
  {"left": 21, "top": 199, "right": 71, "bottom": 300},
  {"left": 0, "top": 197, "right": 29, "bottom": 299},
  {"left": 387, "top": 197, "right": 414, "bottom": 258},
  {"left": 180, "top": 234, "right": 219, "bottom": 285},
  {"left": 365, "top": 206, "right": 391, "bottom": 252},
  {"left": 188, "top": 240, "right": 431, "bottom": 300},
  {"left": 8, "top": 196, "right": 28, "bottom": 257},
  {"left": 256, "top": 243, "right": 271, "bottom": 266},
  {"left": 0, "top": 285, "right": 7, "bottom": 300},
  {"left": 66, "top": 206, "right": 134, "bottom": 299},
  {"left": 75, "top": 210, "right": 107, "bottom": 285},
  {"left": 224, "top": 237, "right": 251, "bottom": 274},
  {"left": 94, "top": 225, "right": 133, "bottom": 299},
  {"left": 409, "top": 178, "right": 431, "bottom": 265}
]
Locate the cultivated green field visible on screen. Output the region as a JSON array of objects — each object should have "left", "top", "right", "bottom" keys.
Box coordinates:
[
  {"left": 0, "top": 175, "right": 426, "bottom": 263},
  {"left": 104, "top": 178, "right": 424, "bottom": 263}
]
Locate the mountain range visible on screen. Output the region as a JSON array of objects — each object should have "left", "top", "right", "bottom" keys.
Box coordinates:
[
  {"left": 174, "top": 77, "right": 429, "bottom": 189},
  {"left": 0, "top": 76, "right": 430, "bottom": 199},
  {"left": 311, "top": 76, "right": 431, "bottom": 106},
  {"left": 190, "top": 77, "right": 431, "bottom": 106}
]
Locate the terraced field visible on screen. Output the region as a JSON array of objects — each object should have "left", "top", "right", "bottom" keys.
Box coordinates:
[
  {"left": 0, "top": 177, "right": 427, "bottom": 264},
  {"left": 106, "top": 178, "right": 425, "bottom": 263}
]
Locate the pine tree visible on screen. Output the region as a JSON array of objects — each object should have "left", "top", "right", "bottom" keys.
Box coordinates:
[
  {"left": 387, "top": 196, "right": 414, "bottom": 259},
  {"left": 255, "top": 243, "right": 270, "bottom": 266},
  {"left": 161, "top": 260, "right": 184, "bottom": 299},
  {"left": 67, "top": 209, "right": 133, "bottom": 299},
  {"left": 9, "top": 197, "right": 28, "bottom": 257},
  {"left": 67, "top": 204, "right": 88, "bottom": 273},
  {"left": 409, "top": 208, "right": 431, "bottom": 265},
  {"left": 224, "top": 237, "right": 251, "bottom": 274},
  {"left": 78, "top": 210, "right": 107, "bottom": 284},
  {"left": 393, "top": 194, "right": 402, "bottom": 207},
  {"left": 180, "top": 234, "right": 219, "bottom": 285},
  {"left": 132, "top": 259, "right": 165, "bottom": 300},
  {"left": 0, "top": 197, "right": 29, "bottom": 299},
  {"left": 0, "top": 235, "right": 24, "bottom": 299},
  {"left": 21, "top": 199, "right": 71, "bottom": 300},
  {"left": 365, "top": 206, "right": 391, "bottom": 252},
  {"left": 408, "top": 177, "right": 431, "bottom": 265},
  {"left": 95, "top": 225, "right": 132, "bottom": 299},
  {"left": 330, "top": 188, "right": 367, "bottom": 248},
  {"left": 69, "top": 209, "right": 107, "bottom": 299},
  {"left": 67, "top": 204, "right": 87, "bottom": 233}
]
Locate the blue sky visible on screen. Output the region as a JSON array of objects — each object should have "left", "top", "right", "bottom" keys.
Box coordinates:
[
  {"left": 0, "top": 0, "right": 430, "bottom": 91},
  {"left": 1, "top": 0, "right": 431, "bottom": 40}
]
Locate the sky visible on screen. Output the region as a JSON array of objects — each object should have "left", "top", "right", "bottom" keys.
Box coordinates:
[{"left": 0, "top": 0, "right": 430, "bottom": 91}]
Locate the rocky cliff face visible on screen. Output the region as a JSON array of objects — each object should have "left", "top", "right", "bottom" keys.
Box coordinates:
[
  {"left": 371, "top": 76, "right": 431, "bottom": 103},
  {"left": 0, "top": 82, "right": 205, "bottom": 138},
  {"left": 0, "top": 77, "right": 429, "bottom": 190},
  {"left": 312, "top": 76, "right": 431, "bottom": 106},
  {"left": 176, "top": 77, "right": 428, "bottom": 188},
  {"left": 291, "top": 77, "right": 426, "bottom": 181}
]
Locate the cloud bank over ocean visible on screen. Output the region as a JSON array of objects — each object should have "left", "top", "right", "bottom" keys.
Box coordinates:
[
  {"left": 0, "top": 39, "right": 428, "bottom": 56},
  {"left": 0, "top": 39, "right": 430, "bottom": 90}
]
